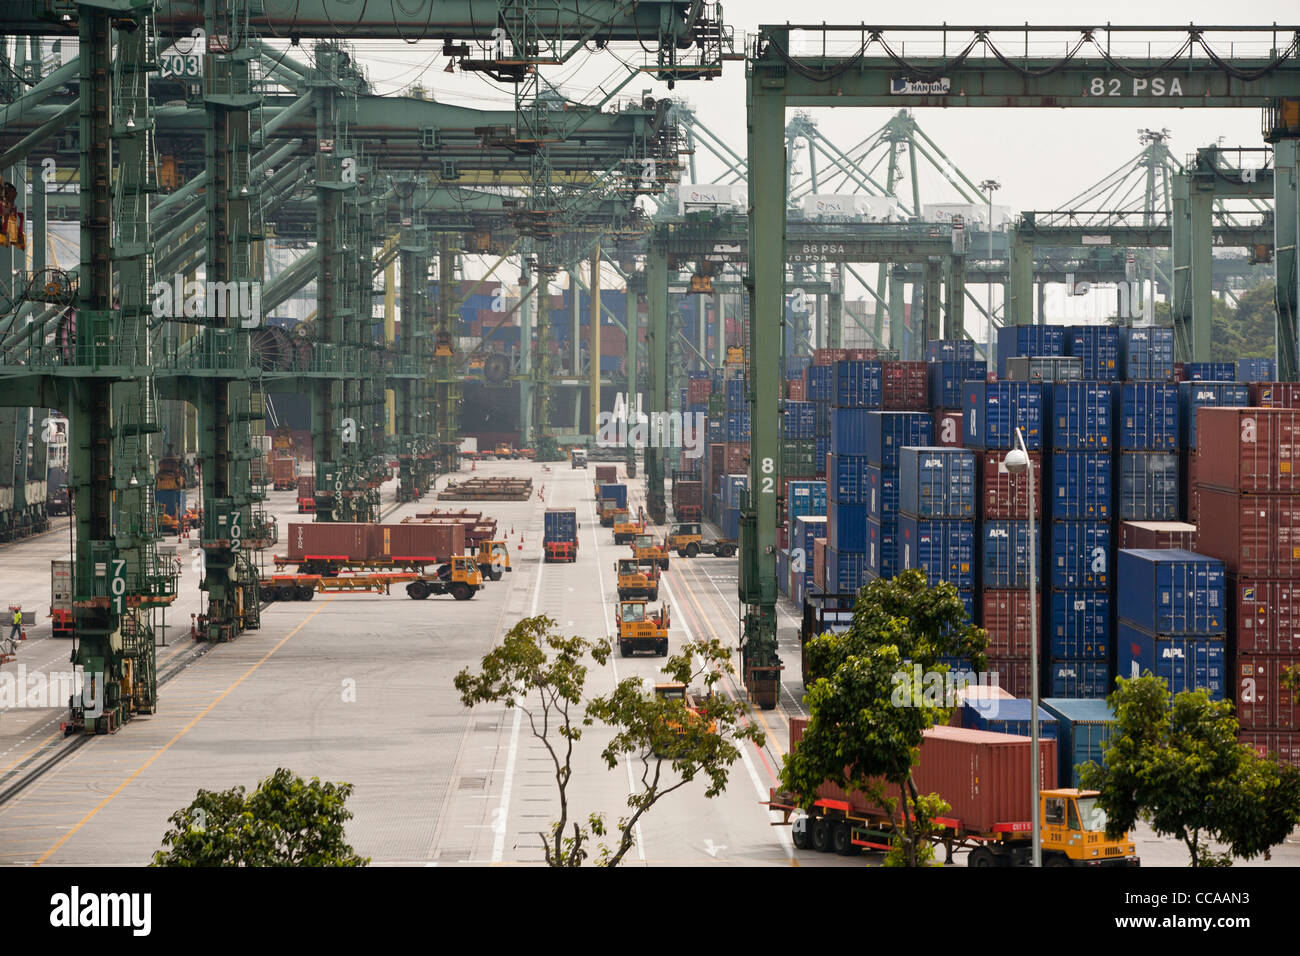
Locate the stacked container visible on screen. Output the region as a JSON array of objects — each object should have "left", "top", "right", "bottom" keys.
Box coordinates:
[
  {"left": 1113, "top": 382, "right": 1179, "bottom": 521},
  {"left": 1177, "top": 381, "right": 1249, "bottom": 522},
  {"left": 1041, "top": 698, "right": 1117, "bottom": 788},
  {"left": 895, "top": 446, "right": 977, "bottom": 621},
  {"left": 1195, "top": 407, "right": 1300, "bottom": 766},
  {"left": 996, "top": 325, "right": 1064, "bottom": 379},
  {"left": 1116, "top": 549, "right": 1227, "bottom": 700}
]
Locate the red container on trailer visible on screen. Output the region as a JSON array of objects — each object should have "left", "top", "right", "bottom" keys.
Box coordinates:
[
  {"left": 1119, "top": 520, "right": 1198, "bottom": 551},
  {"left": 1196, "top": 407, "right": 1300, "bottom": 494},
  {"left": 1197, "top": 488, "right": 1300, "bottom": 577},
  {"left": 1229, "top": 577, "right": 1300, "bottom": 655},
  {"left": 980, "top": 590, "right": 1037, "bottom": 657},
  {"left": 1239, "top": 731, "right": 1300, "bottom": 768},
  {"left": 595, "top": 465, "right": 618, "bottom": 483},
  {"left": 881, "top": 361, "right": 929, "bottom": 410},
  {"left": 933, "top": 409, "right": 964, "bottom": 448},
  {"left": 285, "top": 523, "right": 372, "bottom": 563},
  {"left": 1234, "top": 656, "right": 1300, "bottom": 731},
  {"left": 980, "top": 451, "right": 1042, "bottom": 519},
  {"left": 1249, "top": 383, "right": 1300, "bottom": 408}
]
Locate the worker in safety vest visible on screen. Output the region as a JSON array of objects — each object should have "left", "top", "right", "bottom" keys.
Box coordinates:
[{"left": 9, "top": 607, "right": 22, "bottom": 642}]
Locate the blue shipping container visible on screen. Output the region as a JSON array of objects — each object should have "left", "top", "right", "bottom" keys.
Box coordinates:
[
  {"left": 721, "top": 507, "right": 741, "bottom": 542},
  {"left": 1116, "top": 548, "right": 1226, "bottom": 636},
  {"left": 980, "top": 520, "right": 1040, "bottom": 590},
  {"left": 832, "top": 360, "right": 883, "bottom": 408},
  {"left": 776, "top": 548, "right": 789, "bottom": 596},
  {"left": 786, "top": 481, "right": 827, "bottom": 522},
  {"left": 996, "top": 325, "right": 1065, "bottom": 379},
  {"left": 866, "top": 518, "right": 898, "bottom": 578},
  {"left": 1236, "top": 358, "right": 1276, "bottom": 382},
  {"left": 783, "top": 401, "right": 817, "bottom": 440},
  {"left": 897, "top": 514, "right": 975, "bottom": 590},
  {"left": 598, "top": 483, "right": 628, "bottom": 509},
  {"left": 723, "top": 409, "right": 751, "bottom": 442},
  {"left": 863, "top": 463, "right": 897, "bottom": 520},
  {"left": 725, "top": 377, "right": 746, "bottom": 409},
  {"left": 815, "top": 402, "right": 832, "bottom": 436},
  {"left": 833, "top": 409, "right": 932, "bottom": 467},
  {"left": 1183, "top": 362, "right": 1235, "bottom": 382},
  {"left": 831, "top": 454, "right": 872, "bottom": 506},
  {"left": 722, "top": 474, "right": 749, "bottom": 511},
  {"left": 960, "top": 699, "right": 1060, "bottom": 739},
  {"left": 1114, "top": 382, "right": 1178, "bottom": 450},
  {"left": 792, "top": 515, "right": 828, "bottom": 558},
  {"left": 1117, "top": 623, "right": 1226, "bottom": 700},
  {"left": 1041, "top": 698, "right": 1117, "bottom": 786},
  {"left": 962, "top": 381, "right": 1044, "bottom": 450},
  {"left": 1048, "top": 382, "right": 1112, "bottom": 450},
  {"left": 157, "top": 488, "right": 187, "bottom": 518},
  {"left": 828, "top": 500, "right": 870, "bottom": 552},
  {"left": 827, "top": 545, "right": 871, "bottom": 593},
  {"left": 805, "top": 365, "right": 834, "bottom": 402},
  {"left": 926, "top": 339, "right": 977, "bottom": 362},
  {"left": 897, "top": 446, "right": 976, "bottom": 518},
  {"left": 1049, "top": 520, "right": 1110, "bottom": 590},
  {"left": 1118, "top": 326, "right": 1175, "bottom": 381},
  {"left": 1048, "top": 451, "right": 1111, "bottom": 520},
  {"left": 1116, "top": 452, "right": 1179, "bottom": 521},
  {"left": 1178, "top": 381, "right": 1251, "bottom": 448},
  {"left": 1047, "top": 661, "right": 1111, "bottom": 700},
  {"left": 1064, "top": 325, "right": 1120, "bottom": 380},
  {"left": 544, "top": 509, "right": 577, "bottom": 543},
  {"left": 1049, "top": 590, "right": 1111, "bottom": 659},
  {"left": 929, "top": 359, "right": 987, "bottom": 410},
  {"left": 815, "top": 435, "right": 831, "bottom": 467}
]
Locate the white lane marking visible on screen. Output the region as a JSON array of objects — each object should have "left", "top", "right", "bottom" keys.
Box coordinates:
[{"left": 490, "top": 512, "right": 547, "bottom": 864}]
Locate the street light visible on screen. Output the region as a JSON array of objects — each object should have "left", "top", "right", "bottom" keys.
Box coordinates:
[
  {"left": 980, "top": 179, "right": 1001, "bottom": 372},
  {"left": 1002, "top": 425, "right": 1040, "bottom": 867}
]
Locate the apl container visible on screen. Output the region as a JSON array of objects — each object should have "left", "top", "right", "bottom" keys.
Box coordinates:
[
  {"left": 962, "top": 381, "right": 1044, "bottom": 450},
  {"left": 1183, "top": 362, "right": 1236, "bottom": 382},
  {"left": 833, "top": 409, "right": 933, "bottom": 467},
  {"left": 997, "top": 325, "right": 1065, "bottom": 379},
  {"left": 1196, "top": 407, "right": 1300, "bottom": 494},
  {"left": 1197, "top": 488, "right": 1300, "bottom": 578},
  {"left": 725, "top": 376, "right": 747, "bottom": 409},
  {"left": 1064, "top": 325, "right": 1120, "bottom": 380},
  {"left": 1116, "top": 549, "right": 1226, "bottom": 636},
  {"left": 1234, "top": 656, "right": 1300, "bottom": 731},
  {"left": 898, "top": 446, "right": 976, "bottom": 518},
  {"left": 866, "top": 518, "right": 898, "bottom": 578},
  {"left": 1178, "top": 381, "right": 1250, "bottom": 448},
  {"left": 1049, "top": 590, "right": 1110, "bottom": 659},
  {"left": 863, "top": 464, "right": 897, "bottom": 521},
  {"left": 1048, "top": 451, "right": 1111, "bottom": 520},
  {"left": 832, "top": 360, "right": 884, "bottom": 408},
  {"left": 980, "top": 450, "right": 1043, "bottom": 519},
  {"left": 1116, "top": 451, "right": 1179, "bottom": 521},
  {"left": 786, "top": 481, "right": 827, "bottom": 522},
  {"left": 897, "top": 514, "right": 975, "bottom": 590},
  {"left": 830, "top": 454, "right": 872, "bottom": 505},
  {"left": 1236, "top": 358, "right": 1276, "bottom": 382},
  {"left": 1049, "top": 520, "right": 1110, "bottom": 590},
  {"left": 1048, "top": 382, "right": 1112, "bottom": 450},
  {"left": 960, "top": 699, "right": 1060, "bottom": 740},
  {"left": 926, "top": 339, "right": 978, "bottom": 362},
  {"left": 1117, "top": 623, "right": 1226, "bottom": 700},
  {"left": 1230, "top": 577, "right": 1300, "bottom": 655},
  {"left": 929, "top": 359, "right": 987, "bottom": 410},
  {"left": 804, "top": 365, "right": 834, "bottom": 402},
  {"left": 1118, "top": 326, "right": 1175, "bottom": 381},
  {"left": 828, "top": 500, "right": 870, "bottom": 552},
  {"left": 598, "top": 483, "right": 628, "bottom": 509},
  {"left": 1113, "top": 382, "right": 1178, "bottom": 450},
  {"left": 1041, "top": 698, "right": 1117, "bottom": 786},
  {"left": 1047, "top": 661, "right": 1110, "bottom": 700},
  {"left": 980, "top": 520, "right": 1040, "bottom": 590}
]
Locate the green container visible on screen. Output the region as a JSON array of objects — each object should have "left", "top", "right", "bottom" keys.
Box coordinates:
[{"left": 781, "top": 439, "right": 818, "bottom": 477}]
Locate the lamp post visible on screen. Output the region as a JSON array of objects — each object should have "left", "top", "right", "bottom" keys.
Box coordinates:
[
  {"left": 1002, "top": 425, "right": 1040, "bottom": 867},
  {"left": 980, "top": 179, "right": 1000, "bottom": 372}
]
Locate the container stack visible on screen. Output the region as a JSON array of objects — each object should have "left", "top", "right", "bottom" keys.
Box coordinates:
[
  {"left": 1194, "top": 407, "right": 1300, "bottom": 766},
  {"left": 927, "top": 341, "right": 983, "bottom": 451},
  {"left": 996, "top": 326, "right": 1065, "bottom": 379},
  {"left": 806, "top": 360, "right": 835, "bottom": 478},
  {"left": 1113, "top": 381, "right": 1179, "bottom": 523},
  {"left": 1116, "top": 549, "right": 1227, "bottom": 700},
  {"left": 1178, "top": 380, "right": 1250, "bottom": 522},
  {"left": 896, "top": 445, "right": 977, "bottom": 623},
  {"left": 719, "top": 473, "right": 747, "bottom": 542}
]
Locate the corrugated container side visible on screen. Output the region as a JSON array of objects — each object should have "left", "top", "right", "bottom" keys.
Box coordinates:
[
  {"left": 1048, "top": 382, "right": 1112, "bottom": 450},
  {"left": 1183, "top": 362, "right": 1236, "bottom": 382},
  {"left": 1115, "top": 548, "right": 1227, "bottom": 636},
  {"left": 1049, "top": 590, "right": 1110, "bottom": 659},
  {"left": 1234, "top": 656, "right": 1300, "bottom": 731},
  {"left": 831, "top": 455, "right": 873, "bottom": 506},
  {"left": 896, "top": 514, "right": 975, "bottom": 590},
  {"left": 929, "top": 359, "right": 987, "bottom": 409},
  {"left": 1237, "top": 358, "right": 1277, "bottom": 382},
  {"left": 1064, "top": 325, "right": 1120, "bottom": 380},
  {"left": 832, "top": 360, "right": 883, "bottom": 408},
  {"left": 963, "top": 381, "right": 1044, "bottom": 450},
  {"left": 1230, "top": 577, "right": 1300, "bottom": 654},
  {"left": 864, "top": 464, "right": 897, "bottom": 521},
  {"left": 1116, "top": 623, "right": 1226, "bottom": 699},
  {"left": 960, "top": 699, "right": 1060, "bottom": 739},
  {"left": 1178, "top": 382, "right": 1251, "bottom": 448},
  {"left": 898, "top": 446, "right": 976, "bottom": 518},
  {"left": 984, "top": 657, "right": 1034, "bottom": 698},
  {"left": 866, "top": 518, "right": 897, "bottom": 578},
  {"left": 997, "top": 325, "right": 1065, "bottom": 378},
  {"left": 828, "top": 501, "right": 870, "bottom": 552},
  {"left": 980, "top": 450, "right": 1043, "bottom": 519},
  {"left": 1119, "top": 521, "right": 1197, "bottom": 551},
  {"left": 1048, "top": 660, "right": 1111, "bottom": 699},
  {"left": 1048, "top": 451, "right": 1110, "bottom": 520},
  {"left": 933, "top": 409, "right": 965, "bottom": 447},
  {"left": 826, "top": 544, "right": 871, "bottom": 592},
  {"left": 926, "top": 339, "right": 978, "bottom": 362},
  {"left": 1049, "top": 520, "right": 1111, "bottom": 590},
  {"left": 1239, "top": 732, "right": 1300, "bottom": 769},
  {"left": 1113, "top": 382, "right": 1179, "bottom": 450},
  {"left": 1116, "top": 451, "right": 1179, "bottom": 521},
  {"left": 1118, "top": 326, "right": 1175, "bottom": 381},
  {"left": 1005, "top": 355, "right": 1083, "bottom": 383},
  {"left": 1197, "top": 488, "right": 1300, "bottom": 578},
  {"left": 1041, "top": 698, "right": 1117, "bottom": 787},
  {"left": 980, "top": 520, "right": 1040, "bottom": 590},
  {"left": 980, "top": 589, "right": 1037, "bottom": 656},
  {"left": 881, "top": 361, "right": 929, "bottom": 410},
  {"left": 1196, "top": 407, "right": 1300, "bottom": 494}
]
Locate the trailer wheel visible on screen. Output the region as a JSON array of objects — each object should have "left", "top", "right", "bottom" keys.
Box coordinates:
[
  {"left": 677, "top": 548, "right": 688, "bottom": 558},
  {"left": 451, "top": 583, "right": 472, "bottom": 601},
  {"left": 658, "top": 640, "right": 668, "bottom": 656},
  {"left": 1045, "top": 854, "right": 1071, "bottom": 867},
  {"left": 832, "top": 822, "right": 859, "bottom": 856},
  {"left": 490, "top": 569, "right": 503, "bottom": 582},
  {"left": 649, "top": 590, "right": 659, "bottom": 602},
  {"left": 262, "top": 588, "right": 278, "bottom": 604},
  {"left": 791, "top": 817, "right": 812, "bottom": 850},
  {"left": 968, "top": 846, "right": 997, "bottom": 868},
  {"left": 407, "top": 581, "right": 430, "bottom": 600},
  {"left": 296, "top": 586, "right": 315, "bottom": 601},
  {"left": 811, "top": 817, "right": 832, "bottom": 853},
  {"left": 686, "top": 543, "right": 699, "bottom": 558},
  {"left": 660, "top": 559, "right": 670, "bottom": 571}
]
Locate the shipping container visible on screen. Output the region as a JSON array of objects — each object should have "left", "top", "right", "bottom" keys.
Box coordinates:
[
  {"left": 1119, "top": 520, "right": 1197, "bottom": 551},
  {"left": 1178, "top": 381, "right": 1251, "bottom": 448},
  {"left": 980, "top": 520, "right": 1040, "bottom": 590},
  {"left": 1048, "top": 451, "right": 1110, "bottom": 520},
  {"left": 1005, "top": 355, "right": 1083, "bottom": 383},
  {"left": 898, "top": 446, "right": 976, "bottom": 518},
  {"left": 897, "top": 515, "right": 975, "bottom": 590},
  {"left": 830, "top": 454, "right": 872, "bottom": 506},
  {"left": 1118, "top": 326, "right": 1175, "bottom": 381},
  {"left": 863, "top": 463, "right": 897, "bottom": 520},
  {"left": 1116, "top": 451, "right": 1179, "bottom": 521},
  {"left": 866, "top": 518, "right": 897, "bottom": 578},
  {"left": 1183, "top": 362, "right": 1236, "bottom": 382},
  {"left": 1113, "top": 382, "right": 1178, "bottom": 450},
  {"left": 672, "top": 480, "right": 703, "bottom": 510},
  {"left": 832, "top": 360, "right": 883, "bottom": 408},
  {"left": 296, "top": 475, "right": 315, "bottom": 499},
  {"left": 1234, "top": 656, "right": 1300, "bottom": 731},
  {"left": 595, "top": 465, "right": 618, "bottom": 484},
  {"left": 1117, "top": 623, "right": 1226, "bottom": 699},
  {"left": 933, "top": 409, "right": 965, "bottom": 447},
  {"left": 960, "top": 698, "right": 1060, "bottom": 739},
  {"left": 1239, "top": 732, "right": 1300, "bottom": 769},
  {"left": 1197, "top": 488, "right": 1300, "bottom": 578},
  {"left": 543, "top": 509, "right": 578, "bottom": 544},
  {"left": 804, "top": 364, "right": 834, "bottom": 402},
  {"left": 786, "top": 481, "right": 827, "bottom": 522},
  {"left": 1049, "top": 520, "right": 1110, "bottom": 590},
  {"left": 721, "top": 474, "right": 749, "bottom": 511},
  {"left": 1230, "top": 577, "right": 1300, "bottom": 655},
  {"left": 1236, "top": 358, "right": 1276, "bottom": 382},
  {"left": 980, "top": 450, "right": 1043, "bottom": 520},
  {"left": 1041, "top": 698, "right": 1117, "bottom": 787},
  {"left": 997, "top": 325, "right": 1065, "bottom": 379},
  {"left": 725, "top": 376, "right": 746, "bottom": 409},
  {"left": 598, "top": 483, "right": 628, "bottom": 509},
  {"left": 980, "top": 589, "right": 1037, "bottom": 656},
  {"left": 812, "top": 348, "right": 849, "bottom": 366},
  {"left": 1064, "top": 325, "right": 1120, "bottom": 380},
  {"left": 881, "top": 361, "right": 930, "bottom": 410},
  {"left": 1184, "top": 452, "right": 1201, "bottom": 523},
  {"left": 1049, "top": 590, "right": 1111, "bottom": 659},
  {"left": 1116, "top": 549, "right": 1226, "bottom": 636},
  {"left": 1048, "top": 382, "right": 1112, "bottom": 450},
  {"left": 828, "top": 500, "right": 870, "bottom": 552},
  {"left": 927, "top": 339, "right": 978, "bottom": 362},
  {"left": 814, "top": 537, "right": 827, "bottom": 591},
  {"left": 782, "top": 438, "right": 819, "bottom": 477},
  {"left": 783, "top": 400, "right": 817, "bottom": 440},
  {"left": 833, "top": 409, "right": 932, "bottom": 467},
  {"left": 984, "top": 657, "right": 1034, "bottom": 698},
  {"left": 721, "top": 507, "right": 741, "bottom": 542},
  {"left": 1196, "top": 407, "right": 1300, "bottom": 494},
  {"left": 791, "top": 515, "right": 828, "bottom": 560},
  {"left": 826, "top": 544, "right": 871, "bottom": 593},
  {"left": 963, "top": 381, "right": 1044, "bottom": 450}
]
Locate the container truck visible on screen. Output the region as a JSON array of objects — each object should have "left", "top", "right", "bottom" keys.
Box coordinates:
[
  {"left": 615, "top": 599, "right": 670, "bottom": 657},
  {"left": 405, "top": 556, "right": 484, "bottom": 600},
  {"left": 598, "top": 483, "right": 628, "bottom": 526},
  {"left": 612, "top": 509, "right": 643, "bottom": 545},
  {"left": 665, "top": 522, "right": 737, "bottom": 558},
  {"left": 296, "top": 475, "right": 316, "bottom": 513},
  {"left": 544, "top": 508, "right": 579, "bottom": 563},
  {"left": 272, "top": 457, "right": 298, "bottom": 490},
  {"left": 50, "top": 559, "right": 73, "bottom": 638},
  {"left": 616, "top": 558, "right": 660, "bottom": 601}
]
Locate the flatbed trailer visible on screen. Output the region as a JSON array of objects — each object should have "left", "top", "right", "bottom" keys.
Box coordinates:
[
  {"left": 272, "top": 553, "right": 448, "bottom": 575},
  {"left": 261, "top": 573, "right": 420, "bottom": 601}
]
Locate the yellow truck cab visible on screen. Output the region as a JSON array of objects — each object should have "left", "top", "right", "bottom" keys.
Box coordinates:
[
  {"left": 966, "top": 789, "right": 1139, "bottom": 868},
  {"left": 406, "top": 555, "right": 484, "bottom": 601},
  {"left": 475, "top": 541, "right": 512, "bottom": 581},
  {"left": 632, "top": 532, "right": 671, "bottom": 571},
  {"left": 615, "top": 599, "right": 669, "bottom": 657},
  {"left": 616, "top": 557, "right": 660, "bottom": 601}
]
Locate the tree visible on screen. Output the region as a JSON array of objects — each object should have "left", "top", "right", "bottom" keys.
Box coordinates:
[
  {"left": 1078, "top": 674, "right": 1300, "bottom": 867},
  {"left": 783, "top": 571, "right": 988, "bottom": 866},
  {"left": 1150, "top": 281, "right": 1276, "bottom": 359},
  {"left": 152, "top": 768, "right": 368, "bottom": 866},
  {"left": 454, "top": 615, "right": 763, "bottom": 866}
]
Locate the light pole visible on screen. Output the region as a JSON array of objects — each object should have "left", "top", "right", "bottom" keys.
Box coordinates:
[
  {"left": 980, "top": 179, "right": 1000, "bottom": 372},
  {"left": 1002, "top": 426, "right": 1040, "bottom": 867}
]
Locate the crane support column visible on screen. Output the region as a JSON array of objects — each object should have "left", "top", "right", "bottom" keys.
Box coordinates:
[
  {"left": 1277, "top": 139, "right": 1300, "bottom": 381},
  {"left": 590, "top": 244, "right": 601, "bottom": 439}
]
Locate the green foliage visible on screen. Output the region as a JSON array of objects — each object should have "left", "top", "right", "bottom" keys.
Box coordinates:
[
  {"left": 1150, "top": 281, "right": 1276, "bottom": 359},
  {"left": 1078, "top": 674, "right": 1300, "bottom": 867},
  {"left": 882, "top": 792, "right": 951, "bottom": 868},
  {"left": 152, "top": 768, "right": 368, "bottom": 866},
  {"left": 1281, "top": 663, "right": 1300, "bottom": 697}
]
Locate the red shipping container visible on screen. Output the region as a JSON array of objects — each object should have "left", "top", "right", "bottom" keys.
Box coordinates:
[
  {"left": 881, "top": 361, "right": 929, "bottom": 410},
  {"left": 1185, "top": 451, "right": 1200, "bottom": 522},
  {"left": 777, "top": 523, "right": 788, "bottom": 550},
  {"left": 980, "top": 451, "right": 1042, "bottom": 519},
  {"left": 285, "top": 523, "right": 375, "bottom": 563},
  {"left": 687, "top": 379, "right": 713, "bottom": 405},
  {"left": 786, "top": 379, "right": 806, "bottom": 401},
  {"left": 1229, "top": 577, "right": 1300, "bottom": 655},
  {"left": 380, "top": 522, "right": 466, "bottom": 562},
  {"left": 1119, "top": 520, "right": 1198, "bottom": 551},
  {"left": 1239, "top": 731, "right": 1300, "bottom": 768},
  {"left": 1234, "top": 656, "right": 1300, "bottom": 731},
  {"left": 295, "top": 475, "right": 315, "bottom": 499},
  {"left": 595, "top": 465, "right": 618, "bottom": 483},
  {"left": 788, "top": 719, "right": 1057, "bottom": 833},
  {"left": 813, "top": 537, "right": 827, "bottom": 590},
  {"left": 723, "top": 442, "right": 748, "bottom": 475},
  {"left": 985, "top": 656, "right": 1034, "bottom": 698},
  {"left": 1172, "top": 362, "right": 1185, "bottom": 383},
  {"left": 1197, "top": 488, "right": 1300, "bottom": 577},
  {"left": 980, "top": 590, "right": 1038, "bottom": 657},
  {"left": 1249, "top": 383, "right": 1300, "bottom": 408},
  {"left": 1196, "top": 407, "right": 1300, "bottom": 494},
  {"left": 812, "top": 348, "right": 848, "bottom": 366},
  {"left": 672, "top": 480, "right": 703, "bottom": 509},
  {"left": 933, "top": 409, "right": 964, "bottom": 447}
]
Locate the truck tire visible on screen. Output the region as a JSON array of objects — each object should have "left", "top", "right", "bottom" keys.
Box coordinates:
[
  {"left": 811, "top": 818, "right": 833, "bottom": 853},
  {"left": 658, "top": 640, "right": 668, "bottom": 656},
  {"left": 490, "top": 569, "right": 503, "bottom": 582},
  {"left": 296, "top": 586, "right": 315, "bottom": 602},
  {"left": 791, "top": 818, "right": 812, "bottom": 850},
  {"left": 1045, "top": 854, "right": 1071, "bottom": 867},
  {"left": 407, "top": 581, "right": 430, "bottom": 600},
  {"left": 452, "top": 583, "right": 472, "bottom": 601},
  {"left": 262, "top": 588, "right": 279, "bottom": 604},
  {"left": 620, "top": 642, "right": 631, "bottom": 658},
  {"left": 677, "top": 548, "right": 688, "bottom": 558},
  {"left": 832, "top": 822, "right": 859, "bottom": 856},
  {"left": 660, "top": 558, "right": 670, "bottom": 571},
  {"left": 968, "top": 846, "right": 997, "bottom": 868},
  {"left": 686, "top": 543, "right": 699, "bottom": 558}
]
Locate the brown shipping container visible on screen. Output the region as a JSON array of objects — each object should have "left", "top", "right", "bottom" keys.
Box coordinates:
[
  {"left": 1249, "top": 383, "right": 1300, "bottom": 409},
  {"left": 1239, "top": 731, "right": 1300, "bottom": 768},
  {"left": 1185, "top": 452, "right": 1200, "bottom": 522},
  {"left": 380, "top": 522, "right": 466, "bottom": 562},
  {"left": 724, "top": 442, "right": 748, "bottom": 475},
  {"left": 980, "top": 451, "right": 1042, "bottom": 519},
  {"left": 1234, "top": 656, "right": 1300, "bottom": 731},
  {"left": 881, "top": 361, "right": 929, "bottom": 411},
  {"left": 1119, "top": 520, "right": 1198, "bottom": 551},
  {"left": 813, "top": 538, "right": 827, "bottom": 590},
  {"left": 285, "top": 523, "right": 375, "bottom": 563},
  {"left": 985, "top": 657, "right": 1034, "bottom": 698},
  {"left": 673, "top": 480, "right": 703, "bottom": 508},
  {"left": 787, "top": 379, "right": 806, "bottom": 401},
  {"left": 813, "top": 348, "right": 849, "bottom": 366},
  {"left": 296, "top": 475, "right": 315, "bottom": 498},
  {"left": 272, "top": 457, "right": 296, "bottom": 481},
  {"left": 1197, "top": 488, "right": 1300, "bottom": 577},
  {"left": 933, "top": 409, "right": 964, "bottom": 448},
  {"left": 595, "top": 465, "right": 618, "bottom": 484},
  {"left": 1196, "top": 407, "right": 1300, "bottom": 494},
  {"left": 788, "top": 719, "right": 1057, "bottom": 833},
  {"left": 981, "top": 590, "right": 1037, "bottom": 656},
  {"left": 1230, "top": 577, "right": 1300, "bottom": 655}
]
